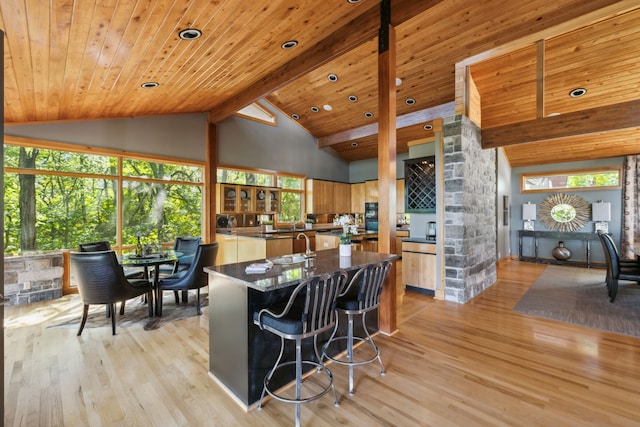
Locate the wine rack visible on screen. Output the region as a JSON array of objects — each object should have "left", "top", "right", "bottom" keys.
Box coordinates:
[{"left": 404, "top": 156, "right": 436, "bottom": 213}]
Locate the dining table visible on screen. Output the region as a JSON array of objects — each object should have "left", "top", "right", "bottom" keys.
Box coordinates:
[{"left": 120, "top": 250, "right": 182, "bottom": 316}]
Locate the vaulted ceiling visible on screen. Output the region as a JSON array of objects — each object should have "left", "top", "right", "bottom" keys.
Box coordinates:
[{"left": 2, "top": 0, "right": 639, "bottom": 167}]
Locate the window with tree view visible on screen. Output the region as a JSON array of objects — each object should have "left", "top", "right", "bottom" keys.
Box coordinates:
[
  {"left": 4, "top": 141, "right": 204, "bottom": 255},
  {"left": 521, "top": 167, "right": 622, "bottom": 193}
]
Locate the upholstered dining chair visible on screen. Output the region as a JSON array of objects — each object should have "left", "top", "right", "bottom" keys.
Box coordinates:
[
  {"left": 79, "top": 240, "right": 145, "bottom": 280},
  {"left": 158, "top": 237, "right": 202, "bottom": 303},
  {"left": 322, "top": 260, "right": 392, "bottom": 395},
  {"left": 70, "top": 250, "right": 153, "bottom": 335},
  {"left": 253, "top": 271, "right": 348, "bottom": 427},
  {"left": 156, "top": 242, "right": 218, "bottom": 316},
  {"left": 598, "top": 231, "right": 640, "bottom": 302}
]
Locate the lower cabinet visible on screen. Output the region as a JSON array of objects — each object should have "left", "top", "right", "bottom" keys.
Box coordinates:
[{"left": 402, "top": 241, "right": 436, "bottom": 291}]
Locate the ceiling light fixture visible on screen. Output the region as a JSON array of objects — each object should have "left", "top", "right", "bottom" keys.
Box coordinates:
[
  {"left": 423, "top": 124, "right": 433, "bottom": 131},
  {"left": 348, "top": 95, "right": 358, "bottom": 102},
  {"left": 323, "top": 104, "right": 332, "bottom": 111},
  {"left": 569, "top": 87, "right": 587, "bottom": 98},
  {"left": 291, "top": 114, "right": 300, "bottom": 120},
  {"left": 328, "top": 73, "right": 338, "bottom": 82},
  {"left": 364, "top": 112, "right": 374, "bottom": 118},
  {"left": 310, "top": 106, "right": 320, "bottom": 113},
  {"left": 396, "top": 78, "right": 403, "bottom": 86},
  {"left": 347, "top": 0, "right": 362, "bottom": 3},
  {"left": 351, "top": 142, "right": 359, "bottom": 147},
  {"left": 281, "top": 40, "right": 298, "bottom": 49},
  {"left": 178, "top": 28, "right": 202, "bottom": 40},
  {"left": 141, "top": 82, "right": 159, "bottom": 88},
  {"left": 405, "top": 98, "right": 416, "bottom": 105}
]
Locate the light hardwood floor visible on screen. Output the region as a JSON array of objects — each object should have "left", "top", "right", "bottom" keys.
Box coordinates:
[{"left": 5, "top": 260, "right": 640, "bottom": 426}]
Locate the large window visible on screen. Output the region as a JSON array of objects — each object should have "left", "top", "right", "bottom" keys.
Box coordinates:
[
  {"left": 4, "top": 138, "right": 204, "bottom": 255},
  {"left": 521, "top": 167, "right": 622, "bottom": 193}
]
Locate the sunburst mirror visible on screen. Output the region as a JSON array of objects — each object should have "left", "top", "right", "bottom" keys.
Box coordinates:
[{"left": 539, "top": 193, "right": 591, "bottom": 232}]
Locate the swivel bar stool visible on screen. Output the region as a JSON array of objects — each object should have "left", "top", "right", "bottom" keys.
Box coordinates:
[
  {"left": 254, "top": 271, "right": 347, "bottom": 427},
  {"left": 322, "top": 260, "right": 392, "bottom": 395}
]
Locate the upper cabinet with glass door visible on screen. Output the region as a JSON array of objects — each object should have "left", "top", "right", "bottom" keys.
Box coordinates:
[
  {"left": 238, "top": 186, "right": 255, "bottom": 213},
  {"left": 256, "top": 188, "right": 280, "bottom": 213}
]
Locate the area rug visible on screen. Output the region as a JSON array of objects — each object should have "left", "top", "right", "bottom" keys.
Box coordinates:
[
  {"left": 48, "top": 294, "right": 208, "bottom": 332},
  {"left": 513, "top": 265, "right": 640, "bottom": 338}
]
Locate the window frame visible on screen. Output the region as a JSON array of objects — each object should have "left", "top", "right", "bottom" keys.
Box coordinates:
[
  {"left": 4, "top": 135, "right": 206, "bottom": 253},
  {"left": 520, "top": 166, "right": 622, "bottom": 193}
]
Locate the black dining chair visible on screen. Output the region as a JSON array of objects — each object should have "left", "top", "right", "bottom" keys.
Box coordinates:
[
  {"left": 156, "top": 242, "right": 218, "bottom": 316},
  {"left": 79, "top": 240, "right": 146, "bottom": 280},
  {"left": 598, "top": 231, "right": 640, "bottom": 302},
  {"left": 158, "top": 237, "right": 202, "bottom": 302},
  {"left": 70, "top": 250, "right": 153, "bottom": 335},
  {"left": 322, "top": 260, "right": 392, "bottom": 395},
  {"left": 254, "top": 272, "right": 348, "bottom": 427}
]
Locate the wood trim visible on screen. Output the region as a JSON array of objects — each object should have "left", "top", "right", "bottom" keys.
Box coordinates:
[
  {"left": 482, "top": 99, "right": 640, "bottom": 148},
  {"left": 61, "top": 250, "right": 77, "bottom": 295},
  {"left": 536, "top": 39, "right": 545, "bottom": 118},
  {"left": 317, "top": 102, "right": 455, "bottom": 148},
  {"left": 377, "top": 10, "right": 397, "bottom": 335},
  {"left": 206, "top": 122, "right": 217, "bottom": 243},
  {"left": 519, "top": 165, "right": 623, "bottom": 193}
]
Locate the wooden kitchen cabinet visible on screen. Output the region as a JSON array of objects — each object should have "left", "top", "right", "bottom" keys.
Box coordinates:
[
  {"left": 256, "top": 188, "right": 280, "bottom": 213},
  {"left": 333, "top": 182, "right": 351, "bottom": 213},
  {"left": 351, "top": 182, "right": 365, "bottom": 213},
  {"left": 396, "top": 229, "right": 409, "bottom": 257},
  {"left": 364, "top": 179, "right": 378, "bottom": 202},
  {"left": 402, "top": 241, "right": 436, "bottom": 291}
]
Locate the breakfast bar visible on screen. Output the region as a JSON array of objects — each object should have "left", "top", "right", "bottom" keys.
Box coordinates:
[{"left": 204, "top": 248, "right": 397, "bottom": 409}]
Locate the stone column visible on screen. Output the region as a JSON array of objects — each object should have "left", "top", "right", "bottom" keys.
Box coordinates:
[{"left": 442, "top": 115, "right": 497, "bottom": 303}]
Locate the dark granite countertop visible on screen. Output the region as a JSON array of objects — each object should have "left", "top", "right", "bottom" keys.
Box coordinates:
[{"left": 204, "top": 249, "right": 398, "bottom": 292}]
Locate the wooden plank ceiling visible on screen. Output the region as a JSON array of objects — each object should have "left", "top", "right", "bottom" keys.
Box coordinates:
[{"left": 1, "top": 0, "right": 639, "bottom": 167}]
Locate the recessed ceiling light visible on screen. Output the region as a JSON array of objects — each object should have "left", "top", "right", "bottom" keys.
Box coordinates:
[
  {"left": 396, "top": 78, "right": 403, "bottom": 86},
  {"left": 364, "top": 112, "right": 374, "bottom": 118},
  {"left": 178, "top": 28, "right": 202, "bottom": 40},
  {"left": 291, "top": 113, "right": 300, "bottom": 120},
  {"left": 351, "top": 142, "right": 359, "bottom": 147},
  {"left": 328, "top": 73, "right": 338, "bottom": 82},
  {"left": 547, "top": 112, "right": 561, "bottom": 117},
  {"left": 348, "top": 95, "right": 358, "bottom": 102},
  {"left": 347, "top": 0, "right": 362, "bottom": 3},
  {"left": 310, "top": 106, "right": 320, "bottom": 113},
  {"left": 141, "top": 82, "right": 159, "bottom": 88},
  {"left": 569, "top": 87, "right": 587, "bottom": 98},
  {"left": 423, "top": 124, "right": 433, "bottom": 131},
  {"left": 405, "top": 98, "right": 416, "bottom": 105},
  {"left": 281, "top": 40, "right": 298, "bottom": 49},
  {"left": 323, "top": 104, "right": 333, "bottom": 111}
]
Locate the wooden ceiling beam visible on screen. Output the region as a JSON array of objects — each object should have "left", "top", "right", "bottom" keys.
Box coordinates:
[
  {"left": 317, "top": 101, "right": 455, "bottom": 148},
  {"left": 207, "top": 0, "right": 446, "bottom": 123},
  {"left": 482, "top": 99, "right": 640, "bottom": 148}
]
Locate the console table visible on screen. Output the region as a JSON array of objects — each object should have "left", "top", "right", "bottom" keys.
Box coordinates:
[{"left": 518, "top": 230, "right": 604, "bottom": 268}]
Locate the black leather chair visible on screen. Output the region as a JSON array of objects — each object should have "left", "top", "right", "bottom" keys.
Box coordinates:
[
  {"left": 598, "top": 232, "right": 640, "bottom": 302},
  {"left": 156, "top": 242, "right": 218, "bottom": 316},
  {"left": 79, "top": 240, "right": 145, "bottom": 280},
  {"left": 158, "top": 237, "right": 202, "bottom": 303},
  {"left": 254, "top": 272, "right": 348, "bottom": 427},
  {"left": 70, "top": 250, "right": 153, "bottom": 335},
  {"left": 322, "top": 260, "right": 392, "bottom": 395}
]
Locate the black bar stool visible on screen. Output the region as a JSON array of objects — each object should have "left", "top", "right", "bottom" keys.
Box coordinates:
[
  {"left": 322, "top": 260, "right": 392, "bottom": 395},
  {"left": 254, "top": 271, "right": 348, "bottom": 427}
]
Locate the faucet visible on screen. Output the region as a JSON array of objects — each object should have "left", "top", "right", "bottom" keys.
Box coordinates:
[{"left": 297, "top": 233, "right": 315, "bottom": 258}]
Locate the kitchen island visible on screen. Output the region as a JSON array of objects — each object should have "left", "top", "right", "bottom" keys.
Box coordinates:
[{"left": 204, "top": 248, "right": 397, "bottom": 409}]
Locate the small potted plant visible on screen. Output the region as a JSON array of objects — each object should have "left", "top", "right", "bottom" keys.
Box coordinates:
[
  {"left": 305, "top": 218, "right": 314, "bottom": 230},
  {"left": 339, "top": 233, "right": 352, "bottom": 257},
  {"left": 262, "top": 220, "right": 274, "bottom": 232}
]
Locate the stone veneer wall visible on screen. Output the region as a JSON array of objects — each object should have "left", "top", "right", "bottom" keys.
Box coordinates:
[
  {"left": 442, "top": 115, "right": 497, "bottom": 303},
  {"left": 4, "top": 252, "right": 64, "bottom": 305}
]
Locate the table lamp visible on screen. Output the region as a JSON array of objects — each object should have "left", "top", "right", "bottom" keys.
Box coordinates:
[
  {"left": 592, "top": 201, "right": 610, "bottom": 233},
  {"left": 522, "top": 202, "right": 536, "bottom": 230}
]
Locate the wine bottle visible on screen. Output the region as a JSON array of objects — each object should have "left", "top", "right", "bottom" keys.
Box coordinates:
[{"left": 136, "top": 236, "right": 143, "bottom": 256}]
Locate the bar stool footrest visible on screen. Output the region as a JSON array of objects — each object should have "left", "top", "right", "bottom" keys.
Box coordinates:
[
  {"left": 263, "top": 360, "right": 336, "bottom": 405},
  {"left": 323, "top": 336, "right": 380, "bottom": 367}
]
